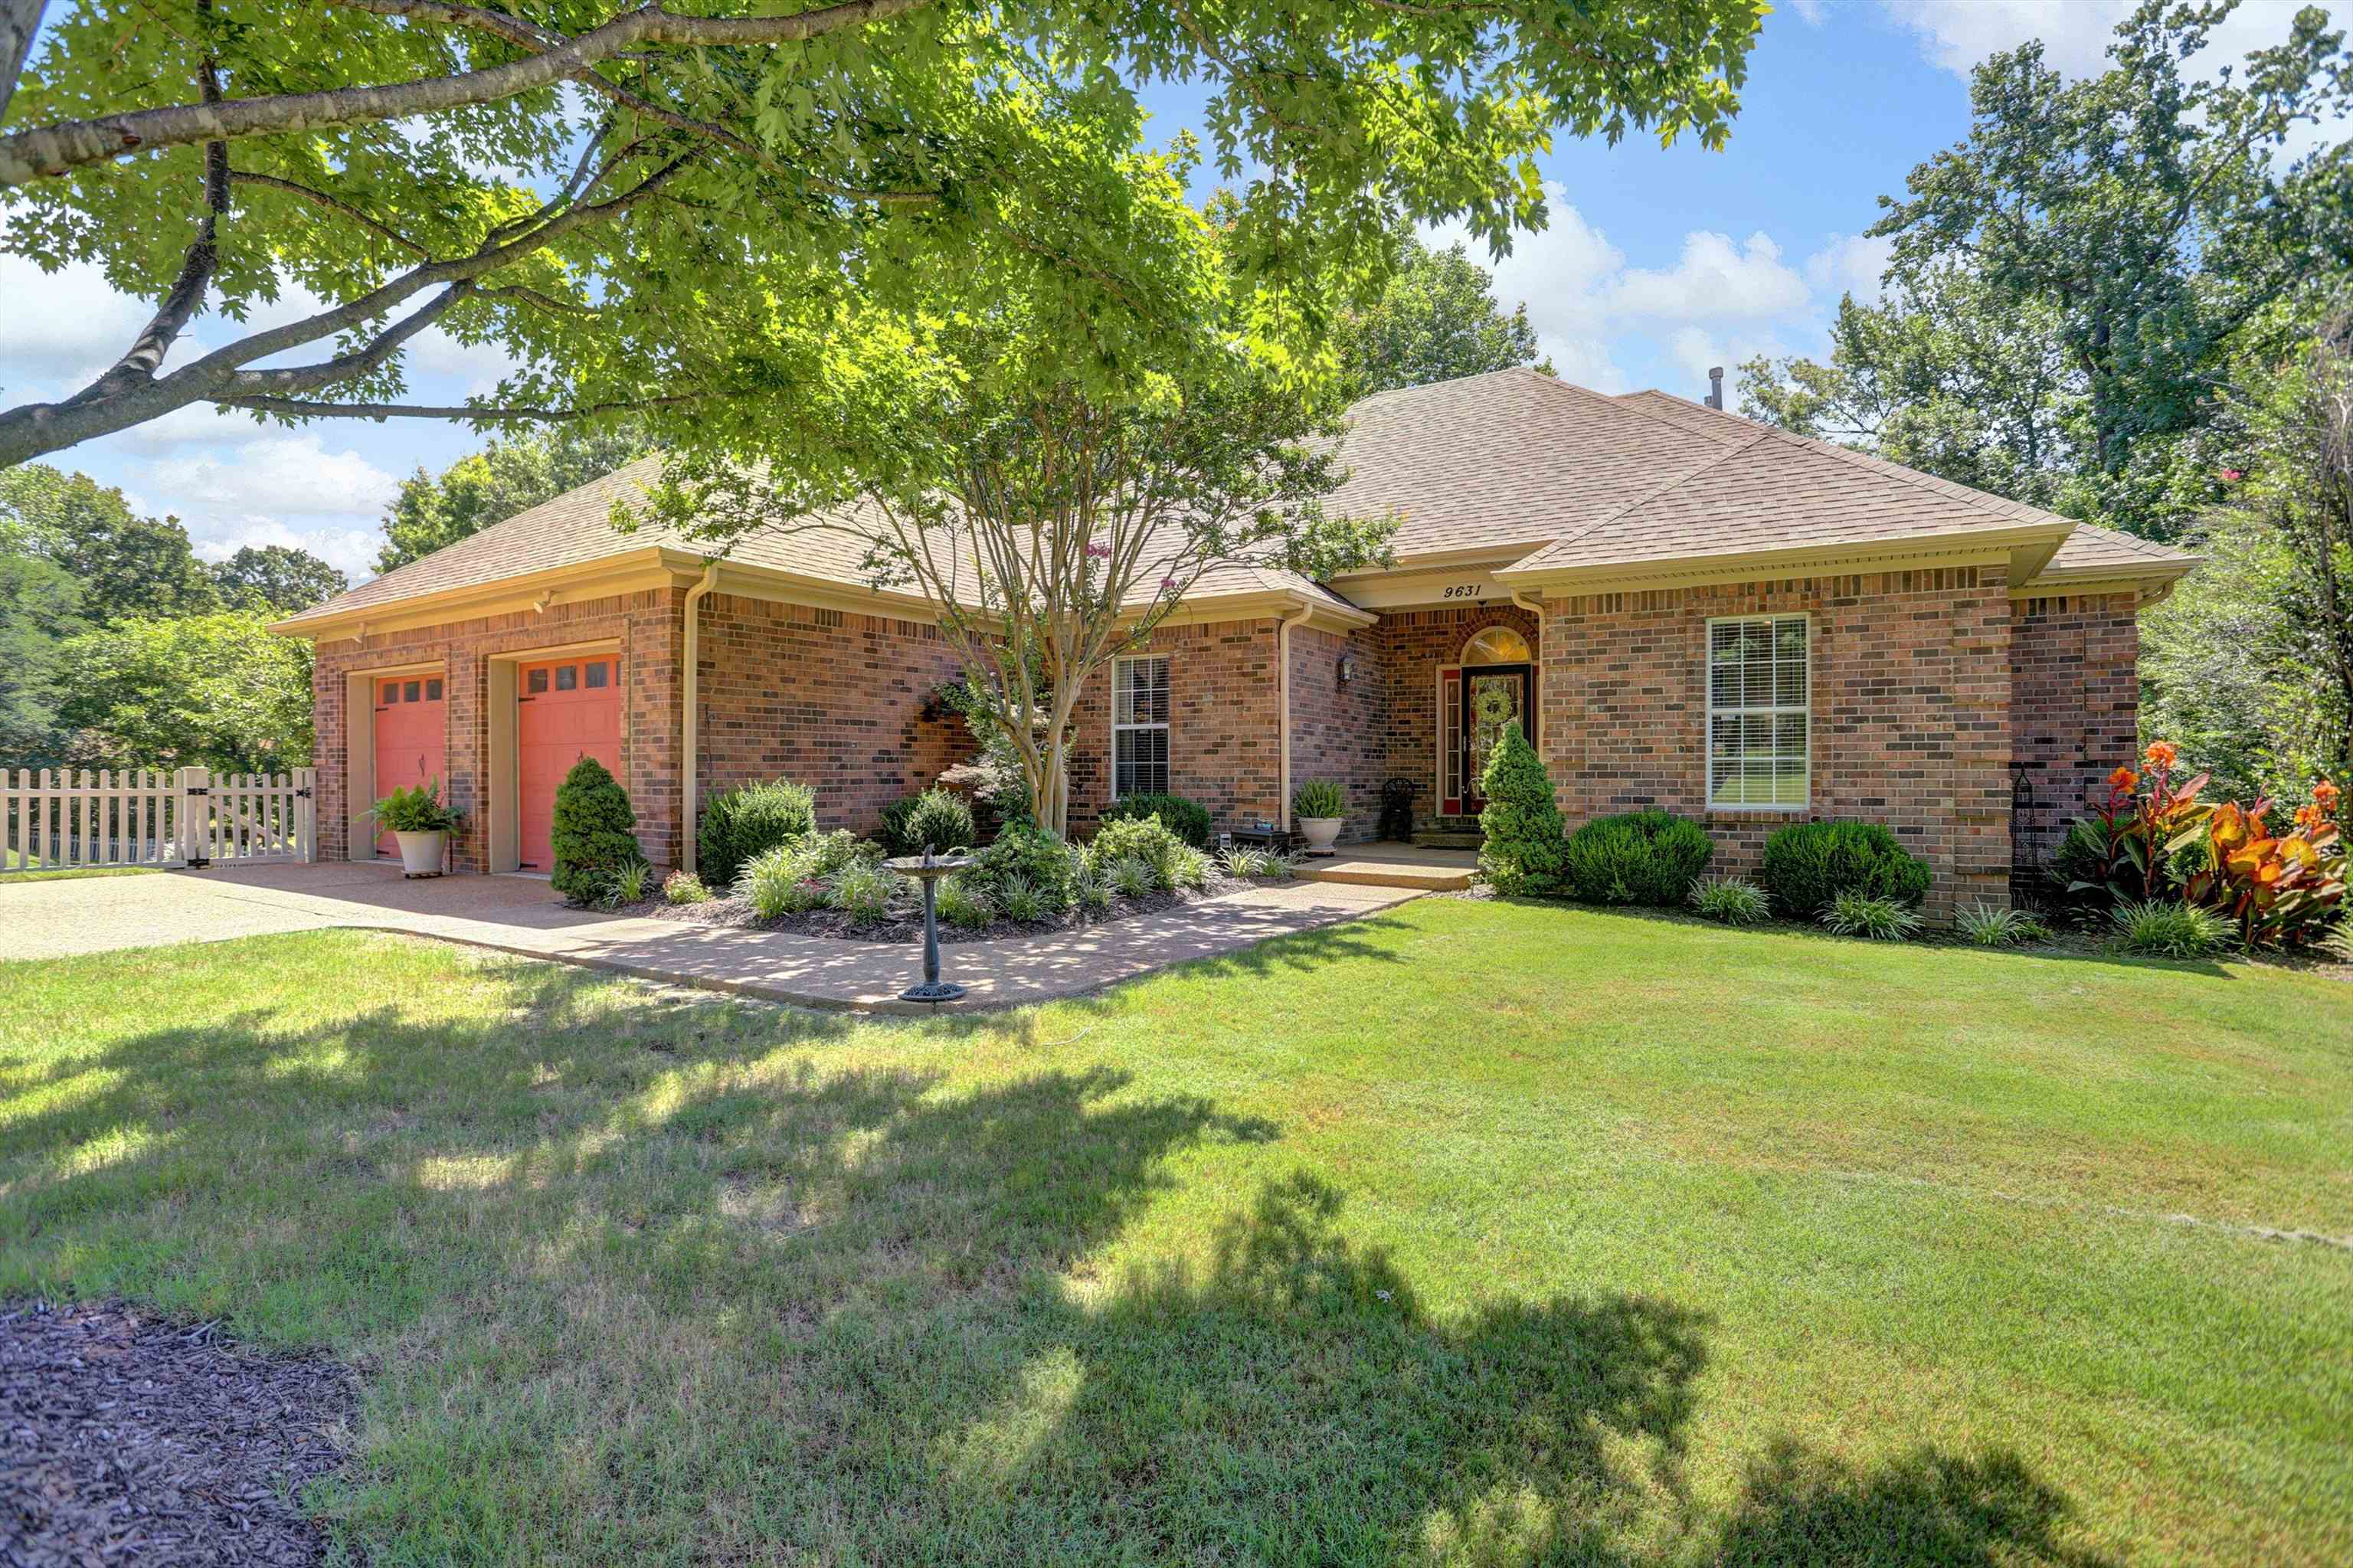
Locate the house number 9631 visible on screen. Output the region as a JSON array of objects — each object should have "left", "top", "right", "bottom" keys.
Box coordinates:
[{"left": 1442, "top": 583, "right": 1485, "bottom": 600}]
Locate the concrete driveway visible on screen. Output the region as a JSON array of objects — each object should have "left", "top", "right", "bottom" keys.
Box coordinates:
[{"left": 2, "top": 862, "right": 1417, "bottom": 1011}]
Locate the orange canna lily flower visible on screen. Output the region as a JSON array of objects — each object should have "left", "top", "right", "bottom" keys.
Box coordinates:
[
  {"left": 2109, "top": 766, "right": 2139, "bottom": 791},
  {"left": 2315, "top": 778, "right": 2342, "bottom": 811},
  {"left": 2145, "top": 740, "right": 2179, "bottom": 771},
  {"left": 2295, "top": 804, "right": 2323, "bottom": 830}
]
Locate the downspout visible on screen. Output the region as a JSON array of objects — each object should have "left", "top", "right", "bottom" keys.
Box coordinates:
[
  {"left": 1276, "top": 598, "right": 1313, "bottom": 833},
  {"left": 1510, "top": 586, "right": 1546, "bottom": 743},
  {"left": 680, "top": 561, "right": 720, "bottom": 875}
]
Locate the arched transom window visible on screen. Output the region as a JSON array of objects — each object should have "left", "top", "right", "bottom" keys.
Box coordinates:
[{"left": 1461, "top": 626, "right": 1532, "bottom": 666}]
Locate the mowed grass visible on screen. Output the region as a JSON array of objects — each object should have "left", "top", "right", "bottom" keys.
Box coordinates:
[{"left": 2, "top": 902, "right": 2348, "bottom": 1566}]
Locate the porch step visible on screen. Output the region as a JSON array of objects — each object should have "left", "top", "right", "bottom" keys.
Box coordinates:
[
  {"left": 1292, "top": 847, "right": 1478, "bottom": 892},
  {"left": 1409, "top": 830, "right": 1484, "bottom": 851}
]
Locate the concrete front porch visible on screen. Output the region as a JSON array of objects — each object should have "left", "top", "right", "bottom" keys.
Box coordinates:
[{"left": 1291, "top": 841, "right": 1478, "bottom": 892}]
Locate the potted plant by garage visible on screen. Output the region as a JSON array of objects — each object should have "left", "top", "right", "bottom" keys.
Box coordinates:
[
  {"left": 370, "top": 779, "right": 464, "bottom": 878},
  {"left": 1292, "top": 779, "right": 1348, "bottom": 856}
]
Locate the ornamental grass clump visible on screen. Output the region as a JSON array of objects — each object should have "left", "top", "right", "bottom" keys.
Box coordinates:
[
  {"left": 1561, "top": 809, "right": 1713, "bottom": 905},
  {"left": 740, "top": 846, "right": 829, "bottom": 918},
  {"left": 997, "top": 874, "right": 1048, "bottom": 924},
  {"left": 1690, "top": 874, "right": 1770, "bottom": 926},
  {"left": 2111, "top": 897, "right": 2235, "bottom": 958},
  {"left": 831, "top": 861, "right": 895, "bottom": 925},
  {"left": 967, "top": 821, "right": 1075, "bottom": 913},
  {"left": 699, "top": 779, "right": 817, "bottom": 891},
  {"left": 1955, "top": 901, "right": 2050, "bottom": 947},
  {"left": 1757, "top": 820, "right": 1931, "bottom": 920},
  {"left": 1475, "top": 725, "right": 1564, "bottom": 895},
  {"left": 1820, "top": 890, "right": 1923, "bottom": 941},
  {"left": 550, "top": 757, "right": 644, "bottom": 907},
  {"left": 936, "top": 874, "right": 993, "bottom": 930},
  {"left": 1109, "top": 856, "right": 1156, "bottom": 901}
]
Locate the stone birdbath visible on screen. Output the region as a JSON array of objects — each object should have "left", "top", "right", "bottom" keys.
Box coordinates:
[{"left": 881, "top": 844, "right": 973, "bottom": 1004}]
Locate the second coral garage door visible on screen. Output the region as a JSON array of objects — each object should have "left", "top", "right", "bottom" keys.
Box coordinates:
[{"left": 516, "top": 654, "right": 622, "bottom": 872}]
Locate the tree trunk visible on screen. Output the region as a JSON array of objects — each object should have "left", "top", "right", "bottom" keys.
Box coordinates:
[{"left": 0, "top": 0, "right": 41, "bottom": 129}]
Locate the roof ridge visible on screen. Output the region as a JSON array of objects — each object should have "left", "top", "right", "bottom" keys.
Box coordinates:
[
  {"left": 1511, "top": 426, "right": 1779, "bottom": 568},
  {"left": 1528, "top": 371, "right": 1752, "bottom": 450}
]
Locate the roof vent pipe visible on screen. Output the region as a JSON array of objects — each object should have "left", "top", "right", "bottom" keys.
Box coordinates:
[{"left": 1706, "top": 366, "right": 1724, "bottom": 411}]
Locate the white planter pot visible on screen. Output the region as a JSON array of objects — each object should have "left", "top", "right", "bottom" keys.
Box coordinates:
[
  {"left": 1298, "top": 817, "right": 1343, "bottom": 855},
  {"left": 394, "top": 830, "right": 448, "bottom": 876}
]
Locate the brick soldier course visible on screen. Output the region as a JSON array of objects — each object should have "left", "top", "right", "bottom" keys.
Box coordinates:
[{"left": 277, "top": 369, "right": 2197, "bottom": 911}]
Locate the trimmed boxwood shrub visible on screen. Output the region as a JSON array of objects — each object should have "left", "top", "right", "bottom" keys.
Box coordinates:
[
  {"left": 551, "top": 756, "right": 643, "bottom": 906},
  {"left": 699, "top": 778, "right": 816, "bottom": 892},
  {"left": 1098, "top": 791, "right": 1212, "bottom": 848},
  {"left": 1476, "top": 725, "right": 1565, "bottom": 895},
  {"left": 1756, "top": 820, "right": 1932, "bottom": 918},
  {"left": 1561, "top": 809, "right": 1713, "bottom": 906},
  {"left": 879, "top": 787, "right": 977, "bottom": 856},
  {"left": 1086, "top": 814, "right": 1187, "bottom": 889}
]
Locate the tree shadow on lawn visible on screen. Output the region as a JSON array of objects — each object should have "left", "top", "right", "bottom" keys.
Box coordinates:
[{"left": 0, "top": 959, "right": 2116, "bottom": 1565}]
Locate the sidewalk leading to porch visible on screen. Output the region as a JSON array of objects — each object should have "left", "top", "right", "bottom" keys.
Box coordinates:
[
  {"left": 4, "top": 863, "right": 1421, "bottom": 1013},
  {"left": 1291, "top": 842, "right": 1479, "bottom": 892}
]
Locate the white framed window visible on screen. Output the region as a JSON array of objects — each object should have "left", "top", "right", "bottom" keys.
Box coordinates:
[
  {"left": 1112, "top": 655, "right": 1171, "bottom": 798},
  {"left": 1707, "top": 614, "right": 1810, "bottom": 809}
]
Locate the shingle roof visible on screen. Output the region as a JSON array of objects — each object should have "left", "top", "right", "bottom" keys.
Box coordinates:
[{"left": 280, "top": 366, "right": 2195, "bottom": 629}]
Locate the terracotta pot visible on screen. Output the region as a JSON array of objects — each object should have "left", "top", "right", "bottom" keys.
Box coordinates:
[
  {"left": 394, "top": 830, "right": 447, "bottom": 876},
  {"left": 1298, "top": 817, "right": 1343, "bottom": 854}
]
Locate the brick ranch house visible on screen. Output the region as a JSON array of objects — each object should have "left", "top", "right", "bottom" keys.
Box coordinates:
[{"left": 273, "top": 368, "right": 2196, "bottom": 916}]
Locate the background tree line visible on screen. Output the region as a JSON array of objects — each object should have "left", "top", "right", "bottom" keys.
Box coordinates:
[{"left": 1738, "top": 1, "right": 2353, "bottom": 804}]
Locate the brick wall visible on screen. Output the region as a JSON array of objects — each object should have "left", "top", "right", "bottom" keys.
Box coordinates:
[
  {"left": 312, "top": 586, "right": 687, "bottom": 872},
  {"left": 1288, "top": 622, "right": 1390, "bottom": 843},
  {"left": 694, "top": 591, "right": 972, "bottom": 836},
  {"left": 1067, "top": 617, "right": 1284, "bottom": 836},
  {"left": 2011, "top": 592, "right": 2140, "bottom": 872},
  {"left": 1537, "top": 568, "right": 2014, "bottom": 918},
  {"left": 1375, "top": 603, "right": 1542, "bottom": 829}
]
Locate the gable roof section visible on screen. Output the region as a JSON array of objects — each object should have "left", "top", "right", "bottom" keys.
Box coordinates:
[
  {"left": 278, "top": 366, "right": 2197, "bottom": 635},
  {"left": 1326, "top": 368, "right": 1747, "bottom": 560}
]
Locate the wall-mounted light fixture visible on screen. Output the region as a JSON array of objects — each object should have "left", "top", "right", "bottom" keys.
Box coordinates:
[{"left": 1337, "top": 654, "right": 1356, "bottom": 683}]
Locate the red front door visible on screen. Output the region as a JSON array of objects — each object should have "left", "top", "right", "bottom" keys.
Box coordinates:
[
  {"left": 373, "top": 673, "right": 447, "bottom": 857},
  {"left": 517, "top": 654, "right": 623, "bottom": 872}
]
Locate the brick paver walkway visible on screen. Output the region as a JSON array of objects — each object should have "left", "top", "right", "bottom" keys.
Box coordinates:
[{"left": 5, "top": 863, "right": 1419, "bottom": 1011}]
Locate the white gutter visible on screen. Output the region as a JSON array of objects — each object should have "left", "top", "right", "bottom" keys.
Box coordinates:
[
  {"left": 680, "top": 561, "right": 721, "bottom": 875},
  {"left": 1275, "top": 598, "right": 1314, "bottom": 833}
]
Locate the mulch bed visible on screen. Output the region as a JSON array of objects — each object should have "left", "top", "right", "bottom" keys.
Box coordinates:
[
  {"left": 3, "top": 1298, "right": 359, "bottom": 1567},
  {"left": 633, "top": 871, "right": 1269, "bottom": 944}
]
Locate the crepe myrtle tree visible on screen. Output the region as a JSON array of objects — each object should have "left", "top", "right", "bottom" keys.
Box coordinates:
[
  {"left": 632, "top": 172, "right": 1399, "bottom": 835},
  {"left": 0, "top": 0, "right": 1763, "bottom": 468}
]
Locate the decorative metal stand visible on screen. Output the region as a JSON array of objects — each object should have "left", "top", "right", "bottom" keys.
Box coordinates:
[{"left": 882, "top": 844, "right": 972, "bottom": 1004}]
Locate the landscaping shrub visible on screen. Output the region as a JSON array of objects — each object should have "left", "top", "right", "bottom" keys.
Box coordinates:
[
  {"left": 1820, "top": 890, "right": 1923, "bottom": 941},
  {"left": 1955, "top": 901, "right": 2050, "bottom": 947},
  {"left": 1087, "top": 816, "right": 1186, "bottom": 888},
  {"left": 1560, "top": 809, "right": 1713, "bottom": 905},
  {"left": 800, "top": 830, "right": 881, "bottom": 880},
  {"left": 1219, "top": 846, "right": 1284, "bottom": 879},
  {"left": 997, "top": 875, "right": 1048, "bottom": 923},
  {"left": 1070, "top": 859, "right": 1113, "bottom": 912},
  {"left": 831, "top": 862, "right": 895, "bottom": 925},
  {"left": 936, "top": 874, "right": 993, "bottom": 929},
  {"left": 1098, "top": 792, "right": 1212, "bottom": 848},
  {"left": 1475, "top": 725, "right": 1564, "bottom": 895},
  {"left": 1757, "top": 820, "right": 1931, "bottom": 918},
  {"left": 2111, "top": 897, "right": 2234, "bottom": 957},
  {"left": 740, "top": 846, "right": 829, "bottom": 918},
  {"left": 1108, "top": 856, "right": 1155, "bottom": 900},
  {"left": 662, "top": 870, "right": 712, "bottom": 905},
  {"left": 878, "top": 787, "right": 977, "bottom": 856},
  {"left": 699, "top": 779, "right": 816, "bottom": 891},
  {"left": 607, "top": 860, "right": 652, "bottom": 907},
  {"left": 1690, "top": 874, "right": 1769, "bottom": 926},
  {"left": 550, "top": 757, "right": 643, "bottom": 906},
  {"left": 967, "top": 820, "right": 1075, "bottom": 914}
]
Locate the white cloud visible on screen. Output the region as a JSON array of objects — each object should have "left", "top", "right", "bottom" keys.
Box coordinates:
[
  {"left": 1802, "top": 232, "right": 1896, "bottom": 303},
  {"left": 1785, "top": 0, "right": 1828, "bottom": 22},
  {"left": 152, "top": 433, "right": 399, "bottom": 521},
  {"left": 1607, "top": 231, "right": 1810, "bottom": 322},
  {"left": 409, "top": 327, "right": 525, "bottom": 397},
  {"left": 191, "top": 517, "right": 385, "bottom": 581},
  {"left": 0, "top": 250, "right": 154, "bottom": 395}
]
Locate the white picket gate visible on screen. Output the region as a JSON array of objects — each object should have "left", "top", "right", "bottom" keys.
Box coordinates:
[{"left": 1, "top": 767, "right": 317, "bottom": 873}]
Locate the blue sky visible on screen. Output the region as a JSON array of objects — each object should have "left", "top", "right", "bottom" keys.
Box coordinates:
[{"left": 0, "top": 0, "right": 2330, "bottom": 581}]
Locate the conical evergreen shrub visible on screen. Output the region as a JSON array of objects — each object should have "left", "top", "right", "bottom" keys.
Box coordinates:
[
  {"left": 551, "top": 755, "right": 643, "bottom": 905},
  {"left": 1477, "top": 724, "right": 1565, "bottom": 895}
]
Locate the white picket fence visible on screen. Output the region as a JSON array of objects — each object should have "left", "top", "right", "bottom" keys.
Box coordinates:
[{"left": 1, "top": 768, "right": 317, "bottom": 873}]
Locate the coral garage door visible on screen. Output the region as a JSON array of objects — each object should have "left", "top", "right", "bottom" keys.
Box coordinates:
[
  {"left": 517, "top": 654, "right": 622, "bottom": 872},
  {"left": 373, "top": 673, "right": 447, "bottom": 857}
]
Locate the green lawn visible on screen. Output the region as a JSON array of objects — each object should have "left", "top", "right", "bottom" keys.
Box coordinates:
[
  {"left": 0, "top": 861, "right": 163, "bottom": 882},
  {"left": 2, "top": 903, "right": 2348, "bottom": 1566}
]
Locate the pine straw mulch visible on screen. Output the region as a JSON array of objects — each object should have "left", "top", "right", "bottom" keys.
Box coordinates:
[
  {"left": 3, "top": 1298, "right": 358, "bottom": 1567},
  {"left": 632, "top": 869, "right": 1276, "bottom": 944}
]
